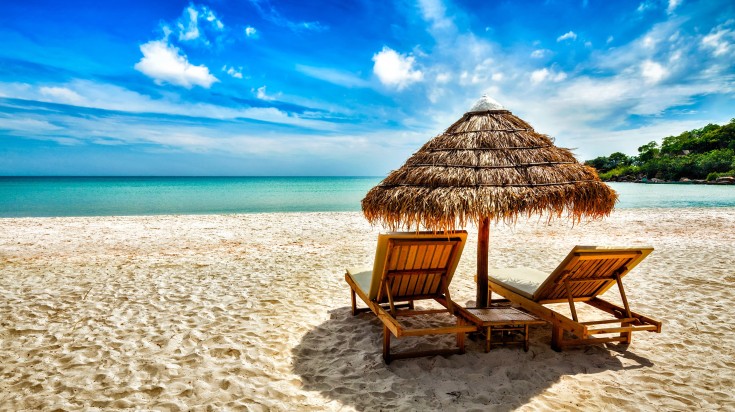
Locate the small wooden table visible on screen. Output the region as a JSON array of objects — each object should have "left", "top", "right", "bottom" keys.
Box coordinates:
[{"left": 465, "top": 305, "right": 546, "bottom": 352}]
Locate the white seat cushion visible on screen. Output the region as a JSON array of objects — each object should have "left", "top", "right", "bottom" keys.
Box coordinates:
[
  {"left": 346, "top": 268, "right": 373, "bottom": 297},
  {"left": 488, "top": 267, "right": 548, "bottom": 300}
]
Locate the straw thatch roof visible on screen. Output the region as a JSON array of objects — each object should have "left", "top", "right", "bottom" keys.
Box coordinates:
[{"left": 362, "top": 96, "right": 617, "bottom": 230}]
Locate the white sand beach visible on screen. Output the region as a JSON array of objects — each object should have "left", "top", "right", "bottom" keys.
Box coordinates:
[{"left": 1, "top": 208, "right": 734, "bottom": 411}]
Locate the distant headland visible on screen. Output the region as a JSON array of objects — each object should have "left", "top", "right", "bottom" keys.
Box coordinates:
[{"left": 585, "top": 119, "right": 735, "bottom": 185}]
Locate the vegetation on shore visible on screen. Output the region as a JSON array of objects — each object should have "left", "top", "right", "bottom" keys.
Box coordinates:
[{"left": 585, "top": 119, "right": 735, "bottom": 182}]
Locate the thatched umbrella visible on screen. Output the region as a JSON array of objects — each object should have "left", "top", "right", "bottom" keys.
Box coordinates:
[{"left": 362, "top": 95, "right": 617, "bottom": 307}]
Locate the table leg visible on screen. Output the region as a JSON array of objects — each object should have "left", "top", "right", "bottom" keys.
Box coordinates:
[{"left": 485, "top": 326, "right": 491, "bottom": 353}]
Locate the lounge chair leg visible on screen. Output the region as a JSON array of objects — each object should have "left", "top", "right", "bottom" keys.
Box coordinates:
[
  {"left": 615, "top": 276, "right": 634, "bottom": 346},
  {"left": 457, "top": 319, "right": 466, "bottom": 354},
  {"left": 620, "top": 321, "right": 633, "bottom": 345},
  {"left": 350, "top": 288, "right": 357, "bottom": 316},
  {"left": 382, "top": 325, "right": 392, "bottom": 364},
  {"left": 408, "top": 300, "right": 414, "bottom": 310},
  {"left": 551, "top": 325, "right": 563, "bottom": 352}
]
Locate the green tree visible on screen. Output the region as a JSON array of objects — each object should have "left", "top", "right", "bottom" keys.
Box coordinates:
[
  {"left": 606, "top": 152, "right": 632, "bottom": 169},
  {"left": 661, "top": 130, "right": 694, "bottom": 155},
  {"left": 585, "top": 156, "right": 610, "bottom": 172},
  {"left": 695, "top": 149, "right": 734, "bottom": 177},
  {"left": 636, "top": 141, "right": 659, "bottom": 164},
  {"left": 693, "top": 124, "right": 724, "bottom": 153},
  {"left": 721, "top": 119, "right": 735, "bottom": 150}
]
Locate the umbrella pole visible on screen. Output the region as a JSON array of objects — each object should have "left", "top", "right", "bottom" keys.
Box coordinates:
[{"left": 476, "top": 217, "right": 490, "bottom": 308}]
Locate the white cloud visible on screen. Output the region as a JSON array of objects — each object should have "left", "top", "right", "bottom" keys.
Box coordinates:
[
  {"left": 135, "top": 39, "right": 218, "bottom": 89},
  {"left": 372, "top": 46, "right": 424, "bottom": 90},
  {"left": 702, "top": 26, "right": 733, "bottom": 56},
  {"left": 295, "top": 65, "right": 369, "bottom": 88},
  {"left": 0, "top": 82, "right": 31, "bottom": 98},
  {"left": 178, "top": 6, "right": 201, "bottom": 41},
  {"left": 0, "top": 105, "right": 366, "bottom": 161},
  {"left": 427, "top": 87, "right": 444, "bottom": 104},
  {"left": 39, "top": 86, "right": 84, "bottom": 104},
  {"left": 515, "top": 66, "right": 728, "bottom": 148},
  {"left": 436, "top": 72, "right": 451, "bottom": 83},
  {"left": 245, "top": 26, "right": 258, "bottom": 37},
  {"left": 0, "top": 80, "right": 335, "bottom": 131},
  {"left": 642, "top": 35, "right": 656, "bottom": 49},
  {"left": 299, "top": 22, "right": 323, "bottom": 31},
  {"left": 203, "top": 8, "right": 224, "bottom": 30},
  {"left": 598, "top": 20, "right": 682, "bottom": 73},
  {"left": 0, "top": 115, "right": 63, "bottom": 135},
  {"left": 530, "top": 49, "right": 548, "bottom": 58},
  {"left": 256, "top": 85, "right": 274, "bottom": 100},
  {"left": 553, "top": 72, "right": 568, "bottom": 82},
  {"left": 530, "top": 69, "right": 546, "bottom": 84},
  {"left": 557, "top": 31, "right": 577, "bottom": 42},
  {"left": 417, "top": 0, "right": 453, "bottom": 31},
  {"left": 667, "top": 0, "right": 682, "bottom": 14},
  {"left": 530, "top": 68, "right": 567, "bottom": 84},
  {"left": 466, "top": 58, "right": 495, "bottom": 84},
  {"left": 564, "top": 119, "right": 712, "bottom": 160},
  {"left": 641, "top": 60, "right": 667, "bottom": 83},
  {"left": 637, "top": 1, "right": 656, "bottom": 12},
  {"left": 176, "top": 4, "right": 225, "bottom": 44},
  {"left": 1, "top": 92, "right": 414, "bottom": 175},
  {"left": 222, "top": 65, "right": 243, "bottom": 79},
  {"left": 248, "top": 1, "right": 326, "bottom": 33},
  {"left": 491, "top": 72, "right": 503, "bottom": 81}
]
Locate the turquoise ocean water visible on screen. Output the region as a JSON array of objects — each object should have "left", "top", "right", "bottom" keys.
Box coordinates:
[{"left": 0, "top": 177, "right": 733, "bottom": 218}]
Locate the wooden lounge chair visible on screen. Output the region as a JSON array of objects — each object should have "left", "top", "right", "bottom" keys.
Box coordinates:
[
  {"left": 345, "top": 231, "right": 477, "bottom": 363},
  {"left": 485, "top": 246, "right": 662, "bottom": 351}
]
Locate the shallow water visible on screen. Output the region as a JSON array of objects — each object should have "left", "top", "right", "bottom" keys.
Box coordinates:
[
  {"left": 0, "top": 177, "right": 379, "bottom": 217},
  {"left": 0, "top": 177, "right": 733, "bottom": 217},
  {"left": 607, "top": 182, "right": 735, "bottom": 208}
]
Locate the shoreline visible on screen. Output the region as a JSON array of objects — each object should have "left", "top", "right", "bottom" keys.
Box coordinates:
[
  {"left": 1, "top": 203, "right": 735, "bottom": 220},
  {"left": 603, "top": 179, "right": 735, "bottom": 185},
  {"left": 1, "top": 209, "right": 734, "bottom": 410}
]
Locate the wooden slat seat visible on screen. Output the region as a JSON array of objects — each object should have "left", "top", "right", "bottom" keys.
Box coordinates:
[
  {"left": 345, "top": 231, "right": 477, "bottom": 363},
  {"left": 485, "top": 246, "right": 662, "bottom": 351}
]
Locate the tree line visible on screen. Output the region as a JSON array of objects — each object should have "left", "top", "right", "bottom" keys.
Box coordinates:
[{"left": 585, "top": 118, "right": 735, "bottom": 182}]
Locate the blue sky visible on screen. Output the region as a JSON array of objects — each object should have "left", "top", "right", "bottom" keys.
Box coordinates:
[{"left": 1, "top": 0, "right": 734, "bottom": 176}]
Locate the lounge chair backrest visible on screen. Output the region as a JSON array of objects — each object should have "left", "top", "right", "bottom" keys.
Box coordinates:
[
  {"left": 368, "top": 231, "right": 467, "bottom": 302},
  {"left": 533, "top": 246, "right": 653, "bottom": 302}
]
